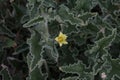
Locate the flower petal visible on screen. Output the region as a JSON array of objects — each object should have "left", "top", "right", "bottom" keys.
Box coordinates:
[
  {"left": 55, "top": 37, "right": 58, "bottom": 41},
  {"left": 63, "top": 41, "right": 68, "bottom": 44},
  {"left": 55, "top": 32, "right": 68, "bottom": 47},
  {"left": 59, "top": 43, "right": 63, "bottom": 47}
]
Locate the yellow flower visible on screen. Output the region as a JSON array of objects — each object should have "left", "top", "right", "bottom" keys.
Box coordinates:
[{"left": 55, "top": 32, "right": 68, "bottom": 47}]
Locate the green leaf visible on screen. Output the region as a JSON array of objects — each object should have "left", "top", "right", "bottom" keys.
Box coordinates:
[
  {"left": 48, "top": 20, "right": 60, "bottom": 37},
  {"left": 62, "top": 22, "right": 78, "bottom": 34},
  {"left": 59, "top": 61, "right": 85, "bottom": 75},
  {"left": 62, "top": 76, "right": 78, "bottom": 80},
  {"left": 107, "top": 58, "right": 120, "bottom": 79},
  {"left": 0, "top": 26, "right": 15, "bottom": 38},
  {"left": 28, "top": 0, "right": 37, "bottom": 4},
  {"left": 4, "top": 37, "right": 16, "bottom": 48},
  {"left": 21, "top": 15, "right": 30, "bottom": 24},
  {"left": 42, "top": 45, "right": 59, "bottom": 63},
  {"left": 58, "top": 45, "right": 79, "bottom": 66},
  {"left": 78, "top": 12, "right": 97, "bottom": 24},
  {"left": 29, "top": 66, "right": 47, "bottom": 80},
  {"left": 58, "top": 5, "right": 83, "bottom": 25},
  {"left": 12, "top": 3, "right": 25, "bottom": 19},
  {"left": 74, "top": 0, "right": 91, "bottom": 12},
  {"left": 59, "top": 61, "right": 94, "bottom": 79},
  {"left": 98, "top": 0, "right": 119, "bottom": 12},
  {"left": 42, "top": 0, "right": 56, "bottom": 8},
  {"left": 88, "top": 28, "right": 117, "bottom": 56},
  {"left": 27, "top": 30, "right": 42, "bottom": 69},
  {"left": 67, "top": 0, "right": 77, "bottom": 9},
  {"left": 0, "top": 67, "right": 12, "bottom": 80},
  {"left": 96, "top": 28, "right": 116, "bottom": 50},
  {"left": 84, "top": 23, "right": 99, "bottom": 35},
  {"left": 93, "top": 16, "right": 112, "bottom": 30},
  {"left": 13, "top": 43, "right": 29, "bottom": 55},
  {"left": 69, "top": 32, "right": 86, "bottom": 46},
  {"left": 100, "top": 57, "right": 120, "bottom": 80},
  {"left": 23, "top": 16, "right": 44, "bottom": 28},
  {"left": 85, "top": 29, "right": 117, "bottom": 74}
]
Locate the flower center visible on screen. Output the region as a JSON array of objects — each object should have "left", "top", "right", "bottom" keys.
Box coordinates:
[{"left": 58, "top": 36, "right": 64, "bottom": 43}]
